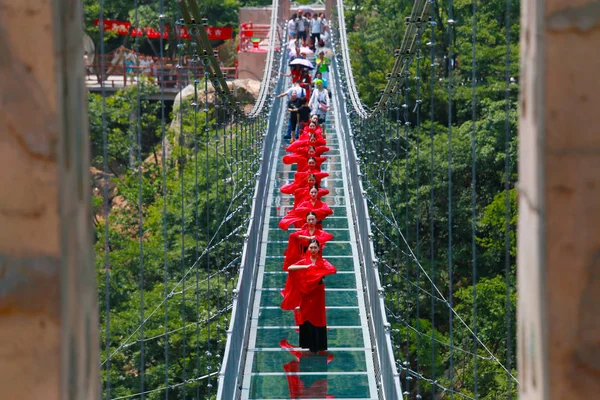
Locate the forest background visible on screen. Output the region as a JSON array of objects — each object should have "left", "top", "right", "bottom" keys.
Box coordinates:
[{"left": 87, "top": 0, "right": 520, "bottom": 398}]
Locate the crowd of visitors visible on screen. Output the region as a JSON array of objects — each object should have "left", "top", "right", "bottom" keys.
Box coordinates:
[{"left": 278, "top": 9, "right": 332, "bottom": 142}]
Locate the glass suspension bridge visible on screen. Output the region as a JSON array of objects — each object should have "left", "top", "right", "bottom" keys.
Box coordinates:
[{"left": 95, "top": 0, "right": 519, "bottom": 399}]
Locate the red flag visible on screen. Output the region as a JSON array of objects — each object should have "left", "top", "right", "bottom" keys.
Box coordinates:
[{"left": 93, "top": 19, "right": 233, "bottom": 40}]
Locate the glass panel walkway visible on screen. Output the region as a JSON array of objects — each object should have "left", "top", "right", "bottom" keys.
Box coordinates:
[{"left": 239, "top": 94, "right": 380, "bottom": 399}]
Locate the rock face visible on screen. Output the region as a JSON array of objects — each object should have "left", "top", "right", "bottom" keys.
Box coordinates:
[{"left": 170, "top": 78, "right": 261, "bottom": 132}]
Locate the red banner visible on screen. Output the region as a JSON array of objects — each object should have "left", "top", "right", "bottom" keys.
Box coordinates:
[{"left": 93, "top": 19, "right": 233, "bottom": 41}]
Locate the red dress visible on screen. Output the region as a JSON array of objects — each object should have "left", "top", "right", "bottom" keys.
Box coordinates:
[
  {"left": 282, "top": 154, "right": 327, "bottom": 172},
  {"left": 293, "top": 187, "right": 329, "bottom": 207},
  {"left": 298, "top": 126, "right": 324, "bottom": 141},
  {"left": 280, "top": 256, "right": 337, "bottom": 352},
  {"left": 278, "top": 199, "right": 333, "bottom": 230},
  {"left": 280, "top": 170, "right": 329, "bottom": 195},
  {"left": 286, "top": 142, "right": 329, "bottom": 157},
  {"left": 283, "top": 225, "right": 334, "bottom": 269}
]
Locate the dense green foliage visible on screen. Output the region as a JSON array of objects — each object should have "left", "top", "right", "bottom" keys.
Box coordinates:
[
  {"left": 91, "top": 83, "right": 266, "bottom": 398},
  {"left": 341, "top": 0, "right": 520, "bottom": 398},
  {"left": 89, "top": 0, "right": 522, "bottom": 398}
]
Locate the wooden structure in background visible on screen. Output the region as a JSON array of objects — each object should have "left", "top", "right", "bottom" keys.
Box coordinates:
[
  {"left": 0, "top": 0, "right": 99, "bottom": 398},
  {"left": 518, "top": 0, "right": 600, "bottom": 398}
]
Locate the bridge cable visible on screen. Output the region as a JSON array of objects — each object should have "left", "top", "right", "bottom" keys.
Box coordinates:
[
  {"left": 446, "top": 0, "right": 456, "bottom": 396},
  {"left": 428, "top": 5, "right": 437, "bottom": 398},
  {"left": 192, "top": 40, "right": 201, "bottom": 400},
  {"left": 470, "top": 0, "right": 479, "bottom": 397},
  {"left": 158, "top": 3, "right": 170, "bottom": 397},
  {"left": 99, "top": 0, "right": 112, "bottom": 397},
  {"left": 175, "top": 22, "right": 188, "bottom": 400},
  {"left": 133, "top": 1, "right": 146, "bottom": 398},
  {"left": 504, "top": 0, "right": 515, "bottom": 395},
  {"left": 414, "top": 22, "right": 424, "bottom": 400}
]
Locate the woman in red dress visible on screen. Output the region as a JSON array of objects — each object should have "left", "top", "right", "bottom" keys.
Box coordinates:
[
  {"left": 299, "top": 122, "right": 324, "bottom": 140},
  {"left": 281, "top": 239, "right": 337, "bottom": 353},
  {"left": 280, "top": 171, "right": 328, "bottom": 195},
  {"left": 279, "top": 186, "right": 333, "bottom": 230},
  {"left": 293, "top": 184, "right": 329, "bottom": 206},
  {"left": 283, "top": 212, "right": 334, "bottom": 269},
  {"left": 282, "top": 154, "right": 327, "bottom": 172},
  {"left": 286, "top": 135, "right": 327, "bottom": 155}
]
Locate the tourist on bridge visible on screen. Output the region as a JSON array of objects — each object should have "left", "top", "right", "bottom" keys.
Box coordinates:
[
  {"left": 278, "top": 186, "right": 333, "bottom": 230},
  {"left": 286, "top": 142, "right": 330, "bottom": 159},
  {"left": 288, "top": 13, "right": 297, "bottom": 41},
  {"left": 280, "top": 65, "right": 303, "bottom": 83},
  {"left": 309, "top": 13, "right": 323, "bottom": 50},
  {"left": 281, "top": 90, "right": 301, "bottom": 141},
  {"left": 308, "top": 79, "right": 330, "bottom": 135},
  {"left": 297, "top": 97, "right": 312, "bottom": 133},
  {"left": 298, "top": 123, "right": 324, "bottom": 141},
  {"left": 295, "top": 10, "right": 308, "bottom": 44},
  {"left": 276, "top": 80, "right": 305, "bottom": 100},
  {"left": 315, "top": 52, "right": 330, "bottom": 85},
  {"left": 281, "top": 239, "right": 337, "bottom": 353}
]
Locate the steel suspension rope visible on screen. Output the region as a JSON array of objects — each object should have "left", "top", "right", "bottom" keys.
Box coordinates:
[
  {"left": 133, "top": 2, "right": 145, "bottom": 398},
  {"left": 428, "top": 7, "right": 437, "bottom": 398},
  {"left": 158, "top": 4, "right": 170, "bottom": 397},
  {"left": 99, "top": 0, "right": 111, "bottom": 397},
  {"left": 503, "top": 0, "right": 515, "bottom": 396},
  {"left": 446, "top": 0, "right": 456, "bottom": 396},
  {"left": 470, "top": 0, "right": 479, "bottom": 397}
]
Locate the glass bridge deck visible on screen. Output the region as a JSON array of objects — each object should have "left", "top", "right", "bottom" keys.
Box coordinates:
[{"left": 239, "top": 102, "right": 379, "bottom": 399}]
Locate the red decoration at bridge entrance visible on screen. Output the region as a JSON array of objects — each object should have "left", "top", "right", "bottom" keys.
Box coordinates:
[{"left": 93, "top": 19, "right": 233, "bottom": 41}]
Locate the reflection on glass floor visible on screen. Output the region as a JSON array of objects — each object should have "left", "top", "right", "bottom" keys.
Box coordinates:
[{"left": 240, "top": 107, "right": 378, "bottom": 399}]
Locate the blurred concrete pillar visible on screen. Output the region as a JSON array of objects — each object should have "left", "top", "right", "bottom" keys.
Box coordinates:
[
  {"left": 518, "top": 0, "right": 600, "bottom": 399},
  {"left": 0, "top": 0, "right": 99, "bottom": 399}
]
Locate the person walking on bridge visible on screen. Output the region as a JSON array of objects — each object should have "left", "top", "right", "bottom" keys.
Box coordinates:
[
  {"left": 309, "top": 13, "right": 323, "bottom": 50},
  {"left": 280, "top": 90, "right": 301, "bottom": 141}
]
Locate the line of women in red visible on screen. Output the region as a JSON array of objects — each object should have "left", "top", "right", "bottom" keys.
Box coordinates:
[{"left": 279, "top": 118, "right": 337, "bottom": 354}]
